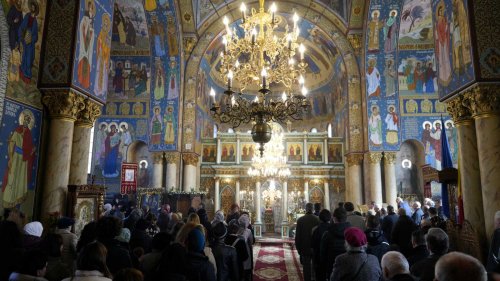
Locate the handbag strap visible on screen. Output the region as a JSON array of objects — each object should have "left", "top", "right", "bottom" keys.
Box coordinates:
[{"left": 351, "top": 256, "right": 368, "bottom": 281}]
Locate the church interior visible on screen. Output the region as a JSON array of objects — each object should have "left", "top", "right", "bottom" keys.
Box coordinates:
[{"left": 0, "top": 0, "right": 499, "bottom": 280}]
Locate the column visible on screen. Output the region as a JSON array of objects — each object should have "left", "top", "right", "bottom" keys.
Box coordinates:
[
  {"left": 345, "top": 154, "right": 364, "bottom": 205},
  {"left": 447, "top": 95, "right": 486, "bottom": 246},
  {"left": 303, "top": 137, "right": 308, "bottom": 165},
  {"left": 235, "top": 180, "right": 241, "bottom": 206},
  {"left": 254, "top": 180, "right": 262, "bottom": 237},
  {"left": 69, "top": 99, "right": 101, "bottom": 185},
  {"left": 152, "top": 152, "right": 164, "bottom": 188},
  {"left": 383, "top": 152, "right": 398, "bottom": 206},
  {"left": 214, "top": 177, "right": 221, "bottom": 211},
  {"left": 324, "top": 180, "right": 330, "bottom": 210},
  {"left": 236, "top": 134, "right": 241, "bottom": 164},
  {"left": 165, "top": 152, "right": 179, "bottom": 190},
  {"left": 281, "top": 181, "right": 289, "bottom": 238},
  {"left": 216, "top": 138, "right": 222, "bottom": 164},
  {"left": 41, "top": 90, "right": 84, "bottom": 216},
  {"left": 367, "top": 152, "right": 383, "bottom": 205},
  {"left": 464, "top": 86, "right": 500, "bottom": 242},
  {"left": 182, "top": 153, "right": 199, "bottom": 192},
  {"left": 304, "top": 180, "right": 309, "bottom": 203},
  {"left": 324, "top": 138, "right": 328, "bottom": 164}
]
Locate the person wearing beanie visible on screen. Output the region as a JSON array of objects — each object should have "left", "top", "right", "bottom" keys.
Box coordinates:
[
  {"left": 225, "top": 219, "right": 249, "bottom": 280},
  {"left": 210, "top": 221, "right": 239, "bottom": 281},
  {"left": 329, "top": 227, "right": 382, "bottom": 281},
  {"left": 55, "top": 217, "right": 77, "bottom": 270},
  {"left": 23, "top": 221, "right": 44, "bottom": 251},
  {"left": 185, "top": 228, "right": 216, "bottom": 281}
]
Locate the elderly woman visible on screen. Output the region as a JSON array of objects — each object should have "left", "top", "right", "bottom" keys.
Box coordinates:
[{"left": 330, "top": 227, "right": 382, "bottom": 281}]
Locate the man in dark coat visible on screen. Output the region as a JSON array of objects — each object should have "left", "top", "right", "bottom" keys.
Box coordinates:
[
  {"left": 382, "top": 205, "right": 399, "bottom": 243},
  {"left": 410, "top": 228, "right": 449, "bottom": 281},
  {"left": 407, "top": 230, "right": 429, "bottom": 266},
  {"left": 295, "top": 203, "right": 319, "bottom": 281},
  {"left": 321, "top": 207, "right": 351, "bottom": 279},
  {"left": 487, "top": 211, "right": 500, "bottom": 273},
  {"left": 185, "top": 228, "right": 216, "bottom": 281},
  {"left": 365, "top": 215, "right": 390, "bottom": 262},
  {"left": 211, "top": 222, "right": 239, "bottom": 281},
  {"left": 381, "top": 251, "right": 417, "bottom": 281},
  {"left": 311, "top": 209, "right": 331, "bottom": 281},
  {"left": 391, "top": 208, "right": 417, "bottom": 257},
  {"left": 96, "top": 216, "right": 133, "bottom": 275}
]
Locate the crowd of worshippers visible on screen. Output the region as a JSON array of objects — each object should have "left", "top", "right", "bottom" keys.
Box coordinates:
[
  {"left": 295, "top": 198, "right": 500, "bottom": 281},
  {"left": 0, "top": 202, "right": 254, "bottom": 281}
]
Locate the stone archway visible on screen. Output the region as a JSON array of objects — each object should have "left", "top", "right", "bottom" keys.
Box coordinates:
[
  {"left": 0, "top": 4, "right": 10, "bottom": 126},
  {"left": 182, "top": 1, "right": 365, "bottom": 155},
  {"left": 396, "top": 139, "right": 426, "bottom": 199},
  {"left": 127, "top": 140, "right": 153, "bottom": 188}
]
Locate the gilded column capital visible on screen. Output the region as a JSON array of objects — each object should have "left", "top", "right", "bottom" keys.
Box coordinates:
[
  {"left": 182, "top": 153, "right": 199, "bottom": 166},
  {"left": 165, "top": 152, "right": 180, "bottom": 164},
  {"left": 383, "top": 152, "right": 397, "bottom": 165},
  {"left": 345, "top": 153, "right": 364, "bottom": 166},
  {"left": 446, "top": 95, "right": 472, "bottom": 124},
  {"left": 75, "top": 98, "right": 102, "bottom": 127},
  {"left": 152, "top": 152, "right": 164, "bottom": 164},
  {"left": 367, "top": 152, "right": 383, "bottom": 164},
  {"left": 42, "top": 90, "right": 85, "bottom": 121},
  {"left": 463, "top": 84, "right": 500, "bottom": 117},
  {"left": 347, "top": 33, "right": 362, "bottom": 55}
]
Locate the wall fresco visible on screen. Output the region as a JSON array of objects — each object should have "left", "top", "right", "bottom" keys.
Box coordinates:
[{"left": 112, "top": 0, "right": 150, "bottom": 56}]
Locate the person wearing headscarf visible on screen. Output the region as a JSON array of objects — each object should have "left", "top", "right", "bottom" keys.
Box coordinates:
[
  {"left": 210, "top": 222, "right": 239, "bottom": 281},
  {"left": 185, "top": 228, "right": 216, "bottom": 281},
  {"left": 23, "top": 221, "right": 43, "bottom": 251}
]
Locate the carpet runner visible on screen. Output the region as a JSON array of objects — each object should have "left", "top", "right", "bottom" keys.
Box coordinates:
[{"left": 253, "top": 242, "right": 303, "bottom": 281}]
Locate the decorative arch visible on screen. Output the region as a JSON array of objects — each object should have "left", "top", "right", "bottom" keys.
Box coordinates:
[
  {"left": 182, "top": 0, "right": 364, "bottom": 155},
  {"left": 0, "top": 4, "right": 10, "bottom": 126},
  {"left": 309, "top": 185, "right": 325, "bottom": 204},
  {"left": 396, "top": 139, "right": 426, "bottom": 198},
  {"left": 220, "top": 185, "right": 235, "bottom": 216}
]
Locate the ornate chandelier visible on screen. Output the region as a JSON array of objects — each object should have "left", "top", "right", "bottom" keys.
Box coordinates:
[
  {"left": 262, "top": 180, "right": 282, "bottom": 205},
  {"left": 210, "top": 0, "right": 310, "bottom": 155},
  {"left": 247, "top": 123, "right": 291, "bottom": 178}
]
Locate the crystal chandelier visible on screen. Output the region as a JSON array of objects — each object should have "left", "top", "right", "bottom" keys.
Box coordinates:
[
  {"left": 247, "top": 123, "right": 291, "bottom": 178},
  {"left": 210, "top": 0, "right": 310, "bottom": 155},
  {"left": 262, "top": 180, "right": 282, "bottom": 204}
]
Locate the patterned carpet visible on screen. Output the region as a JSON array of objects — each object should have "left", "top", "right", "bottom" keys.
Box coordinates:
[{"left": 253, "top": 241, "right": 303, "bottom": 281}]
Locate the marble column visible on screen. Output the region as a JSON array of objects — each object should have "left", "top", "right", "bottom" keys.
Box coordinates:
[
  {"left": 254, "top": 180, "right": 262, "bottom": 237},
  {"left": 345, "top": 154, "right": 364, "bottom": 205},
  {"left": 182, "top": 153, "right": 199, "bottom": 192},
  {"left": 383, "top": 152, "right": 398, "bottom": 206},
  {"left": 304, "top": 180, "right": 309, "bottom": 203},
  {"left": 324, "top": 180, "right": 330, "bottom": 210},
  {"left": 216, "top": 138, "right": 222, "bottom": 164},
  {"left": 152, "top": 152, "right": 164, "bottom": 188},
  {"left": 214, "top": 177, "right": 221, "bottom": 211},
  {"left": 463, "top": 86, "right": 500, "bottom": 242},
  {"left": 447, "top": 96, "right": 485, "bottom": 244},
  {"left": 165, "top": 152, "right": 180, "bottom": 190},
  {"left": 41, "top": 90, "right": 85, "bottom": 216},
  {"left": 324, "top": 138, "right": 328, "bottom": 165},
  {"left": 303, "top": 138, "right": 308, "bottom": 165},
  {"left": 281, "top": 181, "right": 289, "bottom": 238},
  {"left": 236, "top": 135, "right": 241, "bottom": 164},
  {"left": 235, "top": 180, "right": 241, "bottom": 206},
  {"left": 69, "top": 99, "right": 101, "bottom": 185},
  {"left": 367, "top": 152, "right": 383, "bottom": 205}
]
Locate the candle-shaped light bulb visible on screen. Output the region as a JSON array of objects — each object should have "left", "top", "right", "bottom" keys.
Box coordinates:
[
  {"left": 235, "top": 60, "right": 240, "bottom": 68},
  {"left": 301, "top": 86, "right": 308, "bottom": 96},
  {"left": 254, "top": 96, "right": 259, "bottom": 103},
  {"left": 240, "top": 2, "right": 246, "bottom": 22},
  {"left": 289, "top": 58, "right": 295, "bottom": 65},
  {"left": 293, "top": 13, "right": 299, "bottom": 29},
  {"left": 251, "top": 28, "right": 257, "bottom": 44},
  {"left": 270, "top": 3, "right": 277, "bottom": 23},
  {"left": 299, "top": 75, "right": 305, "bottom": 85},
  {"left": 261, "top": 68, "right": 267, "bottom": 89},
  {"left": 223, "top": 16, "right": 229, "bottom": 27},
  {"left": 210, "top": 88, "right": 216, "bottom": 103},
  {"left": 231, "top": 96, "right": 236, "bottom": 106},
  {"left": 299, "top": 43, "right": 305, "bottom": 60},
  {"left": 227, "top": 70, "right": 233, "bottom": 89},
  {"left": 282, "top": 92, "right": 287, "bottom": 101},
  {"left": 222, "top": 36, "right": 228, "bottom": 53}
]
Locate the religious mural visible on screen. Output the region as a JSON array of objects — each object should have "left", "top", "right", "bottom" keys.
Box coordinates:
[
  {"left": 327, "top": 143, "right": 343, "bottom": 163},
  {"left": 72, "top": 0, "right": 113, "bottom": 102},
  {"left": 286, "top": 143, "right": 303, "bottom": 162},
  {"left": 3, "top": 0, "right": 47, "bottom": 109},
  {"left": 317, "top": 0, "right": 348, "bottom": 20},
  {"left": 240, "top": 143, "right": 256, "bottom": 162},
  {"left": 145, "top": 0, "right": 180, "bottom": 152},
  {"left": 0, "top": 100, "right": 42, "bottom": 214},
  {"left": 201, "top": 144, "right": 216, "bottom": 163},
  {"left": 112, "top": 0, "right": 150, "bottom": 55},
  {"left": 307, "top": 143, "right": 323, "bottom": 162},
  {"left": 432, "top": 0, "right": 474, "bottom": 100},
  {"left": 109, "top": 56, "right": 150, "bottom": 99},
  {"left": 397, "top": 51, "right": 437, "bottom": 95},
  {"left": 220, "top": 143, "right": 236, "bottom": 163},
  {"left": 398, "top": 0, "right": 434, "bottom": 50}
]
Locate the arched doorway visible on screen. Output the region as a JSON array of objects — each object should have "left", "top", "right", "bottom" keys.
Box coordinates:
[
  {"left": 220, "top": 185, "right": 235, "bottom": 217},
  {"left": 309, "top": 186, "right": 325, "bottom": 205},
  {"left": 127, "top": 141, "right": 153, "bottom": 188},
  {"left": 396, "top": 140, "right": 425, "bottom": 200}
]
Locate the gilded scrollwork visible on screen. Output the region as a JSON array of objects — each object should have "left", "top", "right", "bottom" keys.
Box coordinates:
[
  {"left": 42, "top": 90, "right": 86, "bottom": 121},
  {"left": 446, "top": 95, "right": 471, "bottom": 124},
  {"left": 182, "top": 153, "right": 199, "bottom": 166},
  {"left": 165, "top": 152, "right": 180, "bottom": 164},
  {"left": 462, "top": 83, "right": 500, "bottom": 117},
  {"left": 383, "top": 152, "right": 397, "bottom": 165},
  {"left": 367, "top": 152, "right": 383, "bottom": 164},
  {"left": 75, "top": 98, "right": 102, "bottom": 127},
  {"left": 345, "top": 153, "right": 364, "bottom": 166}
]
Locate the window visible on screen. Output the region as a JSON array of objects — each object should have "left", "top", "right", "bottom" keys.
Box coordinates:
[
  {"left": 327, "top": 123, "right": 333, "bottom": 137},
  {"left": 87, "top": 126, "right": 95, "bottom": 174}
]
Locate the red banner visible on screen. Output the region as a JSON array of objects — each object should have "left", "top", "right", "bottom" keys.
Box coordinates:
[{"left": 121, "top": 163, "right": 138, "bottom": 195}]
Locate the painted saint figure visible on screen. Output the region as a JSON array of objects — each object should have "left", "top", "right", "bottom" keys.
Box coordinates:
[
  {"left": 167, "top": 58, "right": 179, "bottom": 100},
  {"left": 369, "top": 105, "right": 382, "bottom": 146},
  {"left": 384, "top": 59, "right": 396, "bottom": 97},
  {"left": 7, "top": 0, "right": 23, "bottom": 51},
  {"left": 385, "top": 105, "right": 399, "bottom": 145},
  {"left": 166, "top": 16, "right": 179, "bottom": 56},
  {"left": 435, "top": 3, "right": 452, "bottom": 85},
  {"left": 163, "top": 106, "right": 176, "bottom": 145},
  {"left": 113, "top": 62, "right": 125, "bottom": 96},
  {"left": 422, "top": 122, "right": 435, "bottom": 167},
  {"left": 94, "top": 122, "right": 107, "bottom": 167},
  {"left": 135, "top": 66, "right": 148, "bottom": 96},
  {"left": 384, "top": 10, "right": 398, "bottom": 53},
  {"left": 150, "top": 107, "right": 162, "bottom": 145},
  {"left": 18, "top": 0, "right": 39, "bottom": 83},
  {"left": 119, "top": 123, "right": 132, "bottom": 158},
  {"left": 94, "top": 13, "right": 111, "bottom": 98},
  {"left": 367, "top": 10, "right": 383, "bottom": 53},
  {"left": 103, "top": 124, "right": 121, "bottom": 178},
  {"left": 1, "top": 109, "right": 36, "bottom": 208},
  {"left": 154, "top": 61, "right": 165, "bottom": 100},
  {"left": 366, "top": 59, "right": 381, "bottom": 97},
  {"left": 405, "top": 59, "right": 415, "bottom": 91},
  {"left": 451, "top": 0, "right": 472, "bottom": 74},
  {"left": 77, "top": 0, "right": 95, "bottom": 89},
  {"left": 414, "top": 62, "right": 424, "bottom": 93},
  {"left": 424, "top": 62, "right": 436, "bottom": 93},
  {"left": 150, "top": 16, "right": 165, "bottom": 57}
]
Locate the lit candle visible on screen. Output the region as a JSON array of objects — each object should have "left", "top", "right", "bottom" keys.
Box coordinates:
[
  {"left": 251, "top": 28, "right": 257, "bottom": 45},
  {"left": 223, "top": 16, "right": 229, "bottom": 27},
  {"left": 293, "top": 13, "right": 299, "bottom": 30},
  {"left": 261, "top": 68, "right": 267, "bottom": 89},
  {"left": 222, "top": 36, "right": 228, "bottom": 54},
  {"left": 282, "top": 92, "right": 287, "bottom": 101},
  {"left": 235, "top": 60, "right": 240, "bottom": 68},
  {"left": 227, "top": 70, "right": 233, "bottom": 89},
  {"left": 270, "top": 3, "right": 277, "bottom": 24},
  {"left": 299, "top": 43, "right": 305, "bottom": 60},
  {"left": 240, "top": 3, "right": 246, "bottom": 23},
  {"left": 288, "top": 58, "right": 295, "bottom": 65},
  {"left": 301, "top": 86, "right": 308, "bottom": 96},
  {"left": 231, "top": 96, "right": 236, "bottom": 106},
  {"left": 254, "top": 96, "right": 259, "bottom": 103},
  {"left": 210, "top": 88, "right": 216, "bottom": 103},
  {"left": 287, "top": 33, "right": 292, "bottom": 50},
  {"left": 299, "top": 75, "right": 305, "bottom": 85}
]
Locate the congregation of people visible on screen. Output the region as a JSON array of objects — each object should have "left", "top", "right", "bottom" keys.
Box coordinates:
[
  {"left": 296, "top": 198, "right": 500, "bottom": 281},
  {"left": 0, "top": 203, "right": 254, "bottom": 281}
]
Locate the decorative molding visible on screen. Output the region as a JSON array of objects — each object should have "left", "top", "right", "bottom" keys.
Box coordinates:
[
  {"left": 75, "top": 98, "right": 102, "bottom": 127},
  {"left": 462, "top": 83, "right": 500, "bottom": 117},
  {"left": 383, "top": 152, "right": 397, "bottom": 165},
  {"left": 42, "top": 90, "right": 85, "bottom": 121},
  {"left": 182, "top": 153, "right": 199, "bottom": 166},
  {"left": 152, "top": 152, "right": 164, "bottom": 164},
  {"left": 345, "top": 153, "right": 364, "bottom": 166},
  {"left": 165, "top": 152, "right": 181, "bottom": 164},
  {"left": 367, "top": 152, "right": 383, "bottom": 164},
  {"left": 446, "top": 95, "right": 472, "bottom": 124}
]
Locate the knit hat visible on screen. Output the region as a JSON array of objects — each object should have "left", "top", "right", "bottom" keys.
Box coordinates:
[
  {"left": 212, "top": 221, "right": 227, "bottom": 239},
  {"left": 115, "top": 228, "right": 131, "bottom": 243},
  {"left": 213, "top": 210, "right": 225, "bottom": 223},
  {"left": 24, "top": 221, "right": 43, "bottom": 237},
  {"left": 344, "top": 227, "right": 367, "bottom": 247},
  {"left": 238, "top": 214, "right": 250, "bottom": 228},
  {"left": 57, "top": 217, "right": 75, "bottom": 229},
  {"left": 187, "top": 228, "right": 205, "bottom": 253}
]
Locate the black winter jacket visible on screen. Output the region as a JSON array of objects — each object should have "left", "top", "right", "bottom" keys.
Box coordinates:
[
  {"left": 320, "top": 221, "right": 351, "bottom": 278},
  {"left": 211, "top": 240, "right": 240, "bottom": 281}
]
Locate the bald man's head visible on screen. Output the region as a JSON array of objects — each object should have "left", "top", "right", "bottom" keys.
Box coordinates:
[
  {"left": 435, "top": 252, "right": 486, "bottom": 281},
  {"left": 381, "top": 251, "right": 410, "bottom": 279}
]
